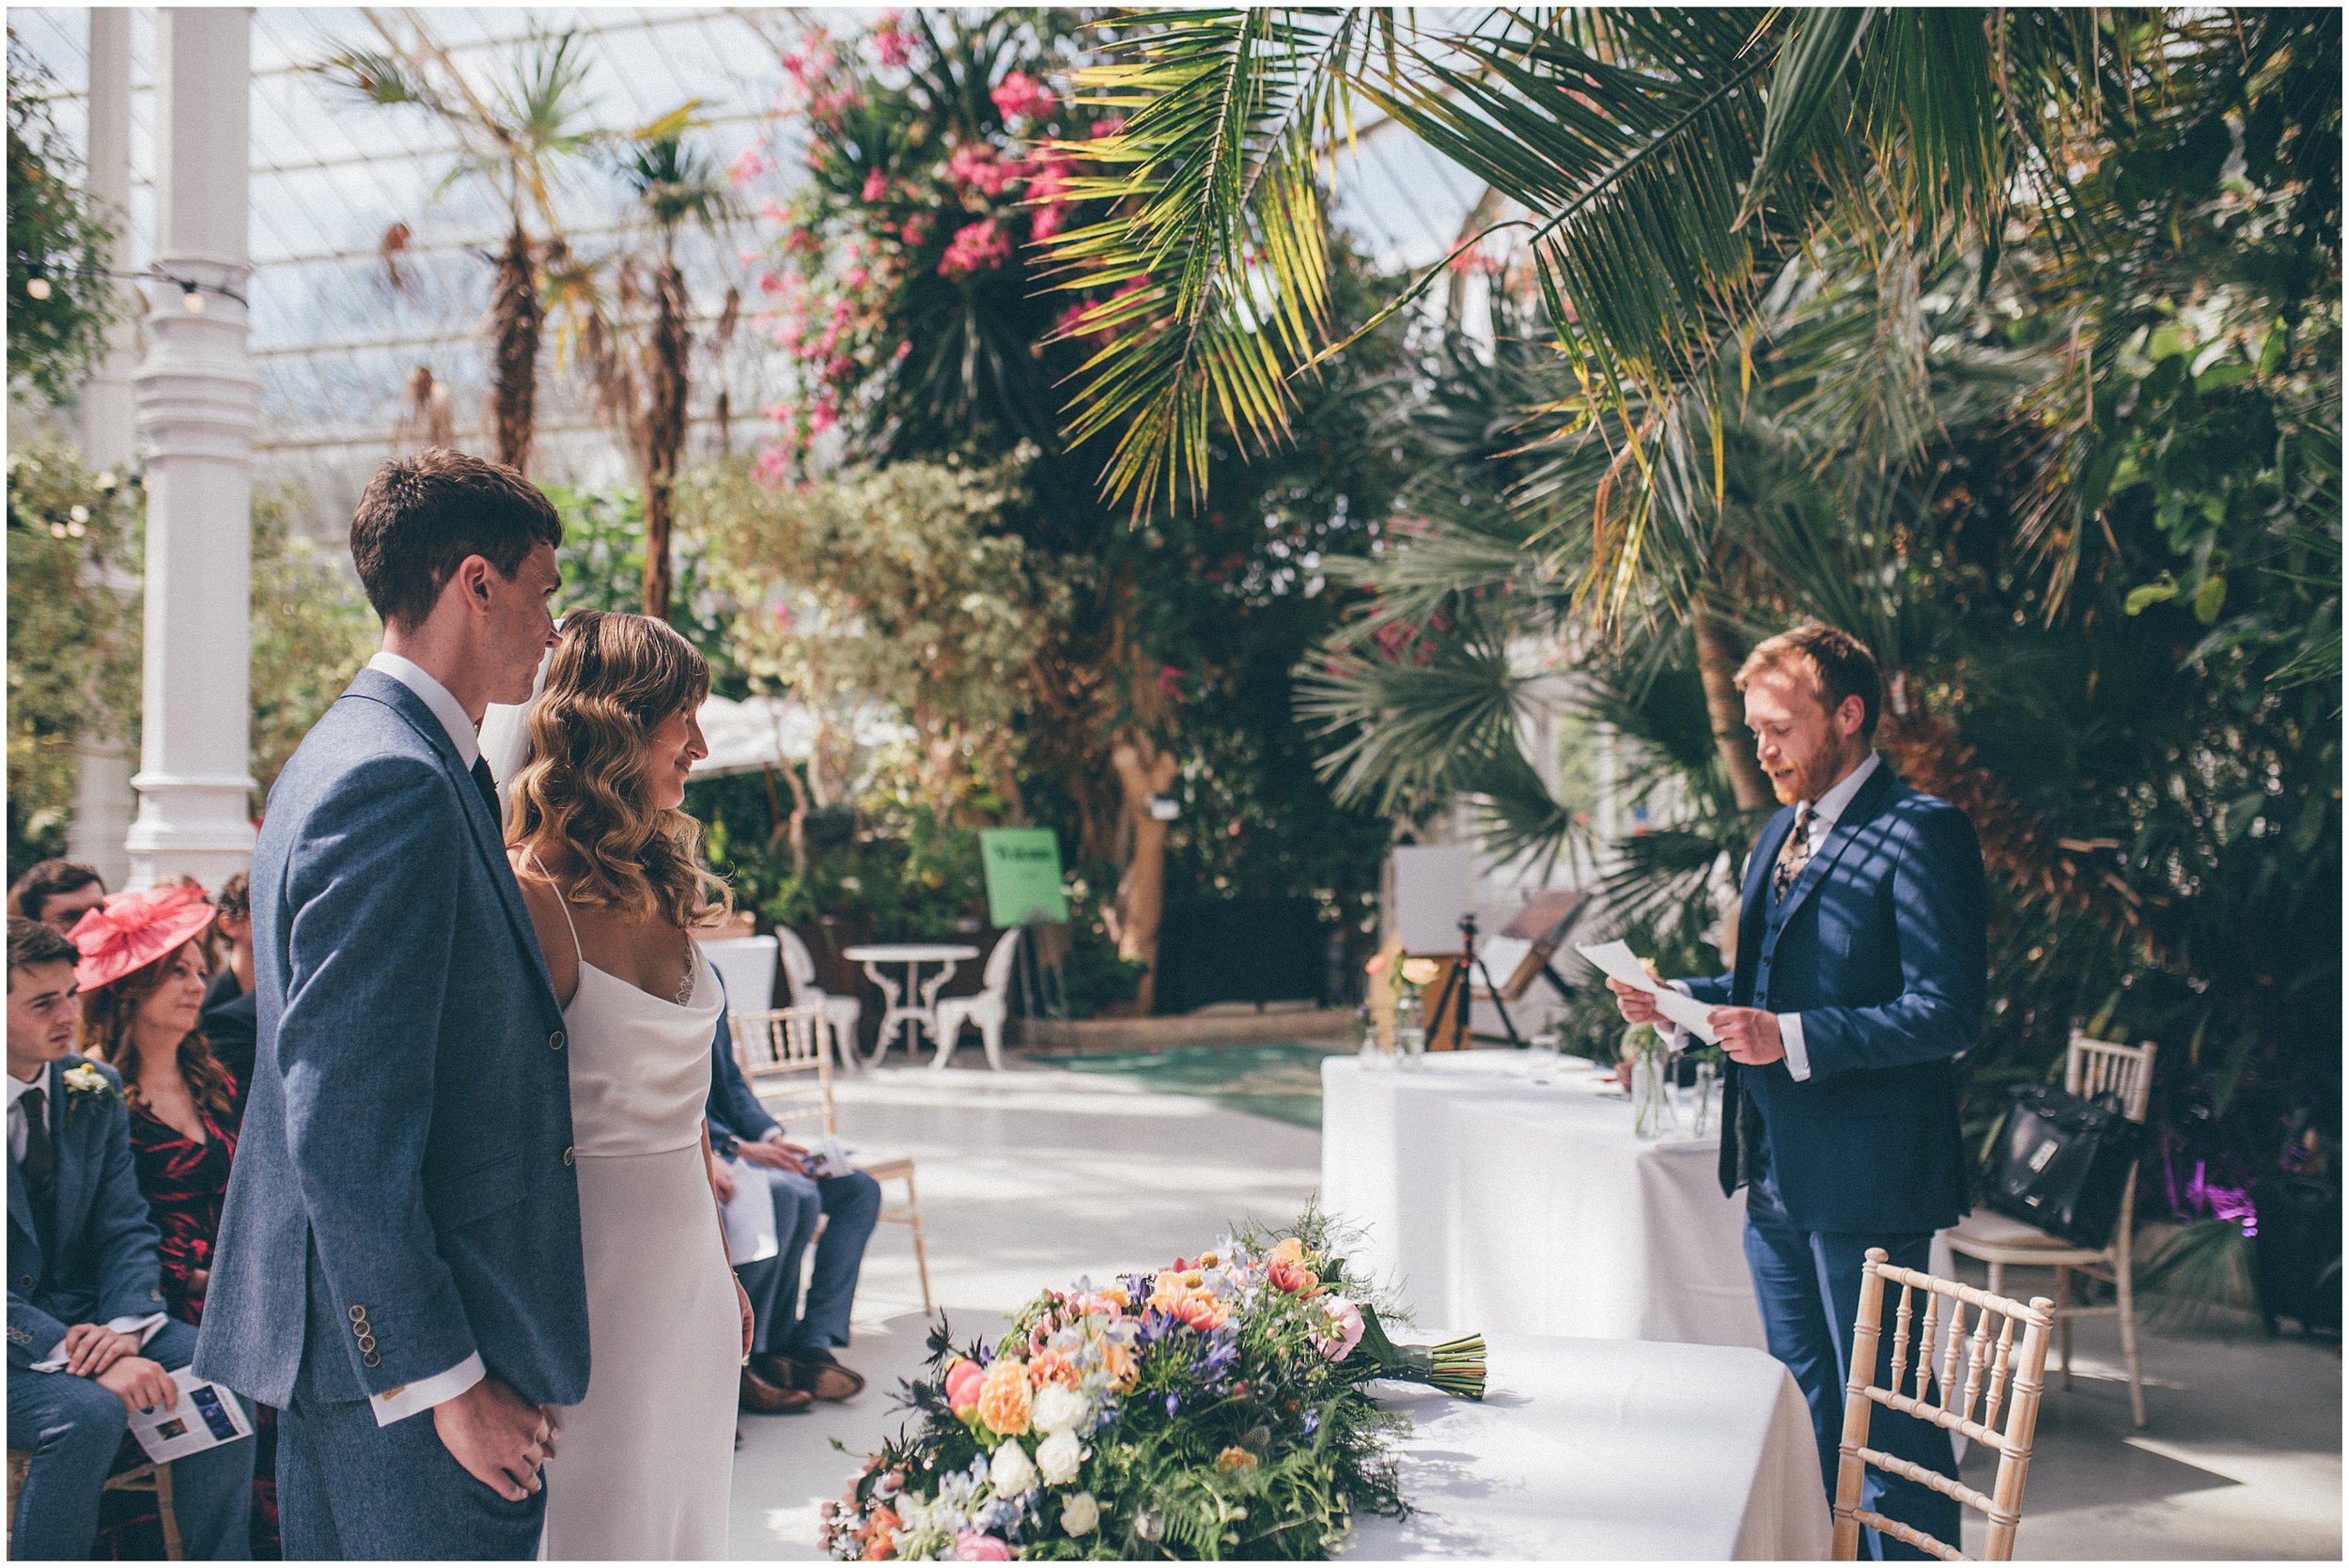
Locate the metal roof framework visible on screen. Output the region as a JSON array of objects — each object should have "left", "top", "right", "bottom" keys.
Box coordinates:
[{"left": 11, "top": 8, "right": 1486, "bottom": 536}]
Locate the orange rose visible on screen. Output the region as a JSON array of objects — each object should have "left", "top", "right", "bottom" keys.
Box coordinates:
[
  {"left": 1029, "top": 1350, "right": 1079, "bottom": 1389},
  {"left": 976, "top": 1357, "right": 1034, "bottom": 1435},
  {"left": 1268, "top": 1237, "right": 1306, "bottom": 1268}
]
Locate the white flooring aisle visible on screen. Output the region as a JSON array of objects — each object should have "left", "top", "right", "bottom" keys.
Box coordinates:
[{"left": 726, "top": 1061, "right": 1321, "bottom": 1560}]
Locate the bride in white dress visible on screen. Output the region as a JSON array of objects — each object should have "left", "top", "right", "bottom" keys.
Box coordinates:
[{"left": 493, "top": 609, "right": 748, "bottom": 1560}]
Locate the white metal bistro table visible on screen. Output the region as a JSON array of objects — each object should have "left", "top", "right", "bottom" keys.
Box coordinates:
[{"left": 842, "top": 942, "right": 980, "bottom": 1066}]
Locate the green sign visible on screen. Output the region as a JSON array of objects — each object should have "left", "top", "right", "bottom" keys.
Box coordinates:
[{"left": 981, "top": 827, "right": 1068, "bottom": 927}]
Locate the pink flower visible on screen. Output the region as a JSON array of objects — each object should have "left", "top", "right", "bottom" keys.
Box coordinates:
[
  {"left": 1090, "top": 116, "right": 1127, "bottom": 138},
  {"left": 946, "top": 143, "right": 1019, "bottom": 197},
  {"left": 955, "top": 1531, "right": 1012, "bottom": 1561},
  {"left": 728, "top": 143, "right": 774, "bottom": 188},
  {"left": 1155, "top": 664, "right": 1182, "bottom": 698},
  {"left": 1029, "top": 204, "right": 1067, "bottom": 242},
  {"left": 751, "top": 444, "right": 794, "bottom": 489},
  {"left": 897, "top": 214, "right": 935, "bottom": 248},
  {"left": 869, "top": 11, "right": 913, "bottom": 69},
  {"left": 990, "top": 70, "right": 1055, "bottom": 124},
  {"left": 809, "top": 404, "right": 837, "bottom": 434},
  {"left": 944, "top": 1358, "right": 985, "bottom": 1418},
  {"left": 1322, "top": 1296, "right": 1365, "bottom": 1360},
  {"left": 939, "top": 219, "right": 1012, "bottom": 281},
  {"left": 1024, "top": 151, "right": 1073, "bottom": 206}
]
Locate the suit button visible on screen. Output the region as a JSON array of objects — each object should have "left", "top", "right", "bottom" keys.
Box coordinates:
[
  {"left": 549, "top": 1030, "right": 566, "bottom": 1051},
  {"left": 562, "top": 1146, "right": 575, "bottom": 1166},
  {"left": 349, "top": 1306, "right": 366, "bottom": 1322},
  {"left": 362, "top": 1352, "right": 381, "bottom": 1368},
  {"left": 357, "top": 1334, "right": 376, "bottom": 1352}
]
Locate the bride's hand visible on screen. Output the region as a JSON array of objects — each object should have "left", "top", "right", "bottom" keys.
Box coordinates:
[
  {"left": 707, "top": 1147, "right": 738, "bottom": 1203},
  {"left": 736, "top": 1277, "right": 755, "bottom": 1360}
]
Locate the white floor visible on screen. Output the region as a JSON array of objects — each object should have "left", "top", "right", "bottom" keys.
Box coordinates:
[
  {"left": 725, "top": 1058, "right": 2341, "bottom": 1562},
  {"left": 727, "top": 1061, "right": 1321, "bottom": 1560}
]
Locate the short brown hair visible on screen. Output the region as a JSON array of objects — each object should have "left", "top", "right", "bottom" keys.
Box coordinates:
[
  {"left": 214, "top": 870, "right": 251, "bottom": 924},
  {"left": 1735, "top": 623, "right": 1883, "bottom": 739},
  {"left": 350, "top": 447, "right": 563, "bottom": 631},
  {"left": 8, "top": 916, "right": 77, "bottom": 978},
  {"left": 7, "top": 859, "right": 104, "bottom": 924}
]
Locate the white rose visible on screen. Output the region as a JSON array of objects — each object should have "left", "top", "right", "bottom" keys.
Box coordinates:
[
  {"left": 1059, "top": 1492, "right": 1099, "bottom": 1538},
  {"left": 1030, "top": 1383, "right": 1089, "bottom": 1436},
  {"left": 1034, "top": 1429, "right": 1083, "bottom": 1485},
  {"left": 988, "top": 1440, "right": 1037, "bottom": 1498}
]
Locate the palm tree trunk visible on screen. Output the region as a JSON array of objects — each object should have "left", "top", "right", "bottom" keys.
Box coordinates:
[
  {"left": 489, "top": 223, "right": 541, "bottom": 474},
  {"left": 1110, "top": 730, "right": 1179, "bottom": 1015},
  {"left": 642, "top": 258, "right": 690, "bottom": 620},
  {"left": 1692, "top": 597, "right": 1774, "bottom": 812}
]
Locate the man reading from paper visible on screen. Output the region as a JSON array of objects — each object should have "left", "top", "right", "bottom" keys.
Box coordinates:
[{"left": 1607, "top": 625, "right": 1986, "bottom": 1560}]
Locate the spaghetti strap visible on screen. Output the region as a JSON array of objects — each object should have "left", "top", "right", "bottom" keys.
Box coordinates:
[{"left": 526, "top": 848, "right": 585, "bottom": 966}]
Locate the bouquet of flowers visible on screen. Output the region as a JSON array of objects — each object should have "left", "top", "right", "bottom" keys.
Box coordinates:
[{"left": 823, "top": 1212, "right": 1484, "bottom": 1560}]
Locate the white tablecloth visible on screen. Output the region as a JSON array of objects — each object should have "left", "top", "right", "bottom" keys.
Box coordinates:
[
  {"left": 1347, "top": 1333, "right": 1830, "bottom": 1560},
  {"left": 1323, "top": 1051, "right": 1770, "bottom": 1347}
]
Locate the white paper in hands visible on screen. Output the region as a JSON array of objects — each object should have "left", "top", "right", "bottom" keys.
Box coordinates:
[
  {"left": 1576, "top": 939, "right": 1721, "bottom": 1045},
  {"left": 129, "top": 1368, "right": 253, "bottom": 1465},
  {"left": 722, "top": 1157, "right": 780, "bottom": 1265}
]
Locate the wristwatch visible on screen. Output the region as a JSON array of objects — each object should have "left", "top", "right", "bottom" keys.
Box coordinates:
[{"left": 717, "top": 1132, "right": 740, "bottom": 1159}]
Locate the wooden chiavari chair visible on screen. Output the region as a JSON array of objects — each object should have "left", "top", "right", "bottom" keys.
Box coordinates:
[
  {"left": 1948, "top": 1032, "right": 2157, "bottom": 1427},
  {"left": 1832, "top": 1250, "right": 2056, "bottom": 1561},
  {"left": 729, "top": 1004, "right": 934, "bottom": 1312}
]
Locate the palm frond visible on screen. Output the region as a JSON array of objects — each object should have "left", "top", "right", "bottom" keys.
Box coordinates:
[{"left": 1042, "top": 8, "right": 1380, "bottom": 517}]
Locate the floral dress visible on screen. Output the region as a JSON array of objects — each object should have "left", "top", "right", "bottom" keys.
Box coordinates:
[{"left": 98, "top": 1083, "right": 282, "bottom": 1559}]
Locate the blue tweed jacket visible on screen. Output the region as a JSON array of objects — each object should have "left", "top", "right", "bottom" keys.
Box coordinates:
[
  {"left": 195, "top": 667, "right": 589, "bottom": 1409},
  {"left": 8, "top": 1056, "right": 168, "bottom": 1370}
]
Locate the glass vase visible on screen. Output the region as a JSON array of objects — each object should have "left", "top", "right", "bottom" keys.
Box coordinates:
[
  {"left": 1395, "top": 989, "right": 1426, "bottom": 1069},
  {"left": 1632, "top": 1035, "right": 1678, "bottom": 1140}
]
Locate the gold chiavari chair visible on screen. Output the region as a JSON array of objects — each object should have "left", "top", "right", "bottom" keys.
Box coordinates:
[
  {"left": 1832, "top": 1250, "right": 2056, "bottom": 1561},
  {"left": 729, "top": 1004, "right": 934, "bottom": 1312}
]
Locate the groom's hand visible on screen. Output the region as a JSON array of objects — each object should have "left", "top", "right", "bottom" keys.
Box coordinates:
[
  {"left": 434, "top": 1374, "right": 557, "bottom": 1501},
  {"left": 1708, "top": 1006, "right": 1785, "bottom": 1065},
  {"left": 736, "top": 1136, "right": 806, "bottom": 1175}
]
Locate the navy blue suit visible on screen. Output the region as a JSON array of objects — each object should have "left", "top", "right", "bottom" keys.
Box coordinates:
[
  {"left": 1683, "top": 759, "right": 1984, "bottom": 1558},
  {"left": 8, "top": 1057, "right": 255, "bottom": 1559},
  {"left": 706, "top": 1009, "right": 879, "bottom": 1357},
  {"left": 196, "top": 669, "right": 587, "bottom": 1559}
]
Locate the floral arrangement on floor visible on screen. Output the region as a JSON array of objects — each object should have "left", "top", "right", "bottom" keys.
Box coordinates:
[{"left": 822, "top": 1213, "right": 1484, "bottom": 1560}]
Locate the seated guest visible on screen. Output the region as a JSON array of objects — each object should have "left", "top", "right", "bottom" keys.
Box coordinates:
[
  {"left": 148, "top": 876, "right": 224, "bottom": 982},
  {"left": 6, "top": 917, "right": 255, "bottom": 1560},
  {"left": 8, "top": 859, "right": 107, "bottom": 938},
  {"left": 196, "top": 876, "right": 257, "bottom": 1114},
  {"left": 77, "top": 887, "right": 280, "bottom": 1557},
  {"left": 706, "top": 1002, "right": 879, "bottom": 1412}
]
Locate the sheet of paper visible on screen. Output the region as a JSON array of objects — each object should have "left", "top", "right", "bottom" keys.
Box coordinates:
[
  {"left": 806, "top": 1134, "right": 858, "bottom": 1180},
  {"left": 723, "top": 1157, "right": 780, "bottom": 1265},
  {"left": 1575, "top": 939, "right": 1721, "bottom": 1045},
  {"left": 129, "top": 1368, "right": 253, "bottom": 1465}
]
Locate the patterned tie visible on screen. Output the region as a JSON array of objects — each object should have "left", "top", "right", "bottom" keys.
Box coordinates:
[
  {"left": 471, "top": 756, "right": 503, "bottom": 824},
  {"left": 20, "top": 1085, "right": 55, "bottom": 1206},
  {"left": 1772, "top": 804, "right": 1814, "bottom": 899}
]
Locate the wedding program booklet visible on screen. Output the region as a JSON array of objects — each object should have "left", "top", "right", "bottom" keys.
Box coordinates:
[
  {"left": 1575, "top": 939, "right": 1722, "bottom": 1045},
  {"left": 129, "top": 1367, "right": 254, "bottom": 1465},
  {"left": 723, "top": 1156, "right": 781, "bottom": 1265}
]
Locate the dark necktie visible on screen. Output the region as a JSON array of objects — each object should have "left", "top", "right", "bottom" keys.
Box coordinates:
[
  {"left": 21, "top": 1085, "right": 55, "bottom": 1208},
  {"left": 471, "top": 756, "right": 503, "bottom": 824},
  {"left": 1772, "top": 804, "right": 1814, "bottom": 899}
]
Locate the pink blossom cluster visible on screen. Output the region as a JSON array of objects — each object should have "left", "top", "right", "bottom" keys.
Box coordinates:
[
  {"left": 867, "top": 10, "right": 914, "bottom": 69},
  {"left": 945, "top": 143, "right": 1022, "bottom": 198},
  {"left": 939, "top": 219, "right": 1013, "bottom": 281},
  {"left": 989, "top": 70, "right": 1055, "bottom": 124}
]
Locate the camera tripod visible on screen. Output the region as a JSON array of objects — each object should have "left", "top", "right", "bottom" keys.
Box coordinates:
[{"left": 1423, "top": 911, "right": 1525, "bottom": 1048}]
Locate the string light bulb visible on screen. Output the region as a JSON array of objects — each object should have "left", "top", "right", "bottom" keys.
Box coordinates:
[
  {"left": 24, "top": 274, "right": 53, "bottom": 301},
  {"left": 180, "top": 280, "right": 206, "bottom": 313}
]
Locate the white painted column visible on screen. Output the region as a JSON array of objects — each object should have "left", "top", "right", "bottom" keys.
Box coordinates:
[
  {"left": 68, "top": 6, "right": 138, "bottom": 891},
  {"left": 126, "top": 8, "right": 257, "bottom": 892}
]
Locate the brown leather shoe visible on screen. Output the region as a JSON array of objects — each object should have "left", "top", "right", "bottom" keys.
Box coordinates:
[
  {"left": 761, "top": 1350, "right": 865, "bottom": 1403},
  {"left": 739, "top": 1366, "right": 814, "bottom": 1414}
]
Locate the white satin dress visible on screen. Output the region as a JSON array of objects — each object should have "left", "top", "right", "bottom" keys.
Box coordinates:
[{"left": 537, "top": 892, "right": 738, "bottom": 1560}]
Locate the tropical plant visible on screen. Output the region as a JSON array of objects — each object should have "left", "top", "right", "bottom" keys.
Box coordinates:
[
  {"left": 317, "top": 23, "right": 610, "bottom": 474},
  {"left": 552, "top": 127, "right": 739, "bottom": 619},
  {"left": 8, "top": 31, "right": 121, "bottom": 404},
  {"left": 247, "top": 490, "right": 377, "bottom": 801}
]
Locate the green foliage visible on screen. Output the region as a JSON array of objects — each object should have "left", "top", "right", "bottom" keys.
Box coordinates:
[
  {"left": 8, "top": 33, "right": 122, "bottom": 405},
  {"left": 6, "top": 445, "right": 140, "bottom": 871},
  {"left": 542, "top": 482, "right": 734, "bottom": 681},
  {"left": 249, "top": 491, "right": 377, "bottom": 803}
]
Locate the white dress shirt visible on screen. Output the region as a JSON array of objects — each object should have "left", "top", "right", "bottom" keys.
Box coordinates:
[
  {"left": 357, "top": 651, "right": 489, "bottom": 1425},
  {"left": 9, "top": 1070, "right": 169, "bottom": 1371},
  {"left": 1667, "top": 752, "right": 1883, "bottom": 1083}
]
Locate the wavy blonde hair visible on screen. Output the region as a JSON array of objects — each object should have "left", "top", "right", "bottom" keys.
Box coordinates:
[{"left": 506, "top": 610, "right": 731, "bottom": 928}]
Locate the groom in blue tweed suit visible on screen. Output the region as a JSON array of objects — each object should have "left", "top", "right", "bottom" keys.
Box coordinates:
[
  {"left": 1613, "top": 624, "right": 1985, "bottom": 1560},
  {"left": 196, "top": 451, "right": 579, "bottom": 1559}
]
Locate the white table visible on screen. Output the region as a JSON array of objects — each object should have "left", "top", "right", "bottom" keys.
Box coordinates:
[
  {"left": 1347, "top": 1333, "right": 1830, "bottom": 1560},
  {"left": 842, "top": 943, "right": 979, "bottom": 1066},
  {"left": 1325, "top": 1051, "right": 1956, "bottom": 1356},
  {"left": 1324, "top": 1050, "right": 1768, "bottom": 1347}
]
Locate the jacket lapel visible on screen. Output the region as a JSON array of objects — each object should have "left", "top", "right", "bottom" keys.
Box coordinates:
[
  {"left": 1773, "top": 762, "right": 1899, "bottom": 924},
  {"left": 344, "top": 670, "right": 562, "bottom": 1019},
  {"left": 44, "top": 1060, "right": 90, "bottom": 1247},
  {"left": 6, "top": 1129, "right": 38, "bottom": 1264}
]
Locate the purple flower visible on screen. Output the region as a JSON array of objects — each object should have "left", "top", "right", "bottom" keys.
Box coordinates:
[
  {"left": 1302, "top": 1410, "right": 1320, "bottom": 1439},
  {"left": 1166, "top": 1392, "right": 1181, "bottom": 1416}
]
